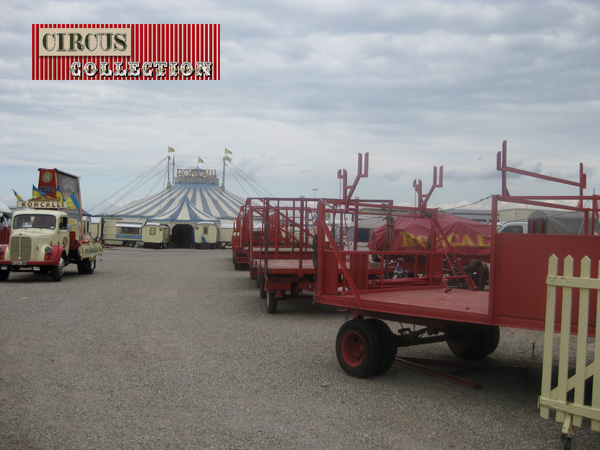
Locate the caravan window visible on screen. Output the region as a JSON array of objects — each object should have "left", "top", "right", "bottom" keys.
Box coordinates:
[{"left": 118, "top": 226, "right": 141, "bottom": 235}]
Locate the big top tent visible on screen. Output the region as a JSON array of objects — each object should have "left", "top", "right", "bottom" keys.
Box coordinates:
[{"left": 101, "top": 170, "right": 244, "bottom": 225}]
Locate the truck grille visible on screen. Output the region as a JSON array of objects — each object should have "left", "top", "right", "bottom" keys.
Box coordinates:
[{"left": 10, "top": 235, "right": 32, "bottom": 261}]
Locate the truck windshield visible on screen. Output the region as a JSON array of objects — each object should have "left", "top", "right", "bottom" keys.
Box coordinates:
[{"left": 13, "top": 214, "right": 56, "bottom": 230}]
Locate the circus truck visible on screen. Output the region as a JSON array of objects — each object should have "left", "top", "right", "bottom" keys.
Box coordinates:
[{"left": 0, "top": 168, "right": 103, "bottom": 282}]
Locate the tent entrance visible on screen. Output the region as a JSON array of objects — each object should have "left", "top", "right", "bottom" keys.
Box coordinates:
[{"left": 171, "top": 224, "right": 194, "bottom": 248}]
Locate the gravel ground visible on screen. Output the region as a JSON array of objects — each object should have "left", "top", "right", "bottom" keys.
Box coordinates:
[{"left": 0, "top": 247, "right": 597, "bottom": 449}]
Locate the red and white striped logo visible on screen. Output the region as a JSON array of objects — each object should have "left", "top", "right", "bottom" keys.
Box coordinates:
[{"left": 32, "top": 24, "right": 220, "bottom": 80}]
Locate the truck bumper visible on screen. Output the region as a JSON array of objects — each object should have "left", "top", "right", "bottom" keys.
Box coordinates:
[{"left": 1, "top": 259, "right": 60, "bottom": 271}]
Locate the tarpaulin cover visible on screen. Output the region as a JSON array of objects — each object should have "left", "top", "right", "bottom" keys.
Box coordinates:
[
  {"left": 528, "top": 210, "right": 600, "bottom": 235},
  {"left": 368, "top": 213, "right": 492, "bottom": 258}
]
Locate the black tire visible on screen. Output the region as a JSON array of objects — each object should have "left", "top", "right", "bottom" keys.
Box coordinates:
[
  {"left": 266, "top": 291, "right": 278, "bottom": 314},
  {"left": 50, "top": 257, "right": 65, "bottom": 282},
  {"left": 77, "top": 258, "right": 96, "bottom": 275},
  {"left": 0, "top": 270, "right": 9, "bottom": 281},
  {"left": 447, "top": 325, "right": 500, "bottom": 359},
  {"left": 365, "top": 319, "right": 397, "bottom": 376},
  {"left": 335, "top": 319, "right": 382, "bottom": 378}
]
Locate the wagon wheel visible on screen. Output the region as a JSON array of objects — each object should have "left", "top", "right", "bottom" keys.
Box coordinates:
[
  {"left": 365, "top": 319, "right": 397, "bottom": 376},
  {"left": 447, "top": 324, "right": 500, "bottom": 359},
  {"left": 266, "top": 291, "right": 278, "bottom": 314},
  {"left": 0, "top": 270, "right": 9, "bottom": 281},
  {"left": 335, "top": 319, "right": 382, "bottom": 378}
]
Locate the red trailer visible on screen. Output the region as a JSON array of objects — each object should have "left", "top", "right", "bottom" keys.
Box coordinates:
[
  {"left": 232, "top": 204, "right": 250, "bottom": 270},
  {"left": 254, "top": 197, "right": 316, "bottom": 313},
  {"left": 232, "top": 199, "right": 270, "bottom": 272},
  {"left": 254, "top": 155, "right": 397, "bottom": 314},
  {"left": 313, "top": 143, "right": 598, "bottom": 379}
]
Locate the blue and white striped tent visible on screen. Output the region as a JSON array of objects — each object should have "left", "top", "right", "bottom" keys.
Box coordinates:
[
  {"left": 102, "top": 174, "right": 244, "bottom": 225},
  {"left": 149, "top": 197, "right": 218, "bottom": 223}
]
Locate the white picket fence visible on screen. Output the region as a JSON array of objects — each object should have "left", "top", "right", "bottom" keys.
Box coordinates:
[{"left": 539, "top": 255, "right": 599, "bottom": 437}]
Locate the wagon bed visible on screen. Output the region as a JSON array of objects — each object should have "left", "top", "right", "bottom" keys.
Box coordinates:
[{"left": 317, "top": 287, "right": 489, "bottom": 324}]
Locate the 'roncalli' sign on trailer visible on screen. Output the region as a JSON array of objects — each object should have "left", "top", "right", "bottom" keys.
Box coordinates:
[
  {"left": 368, "top": 213, "right": 492, "bottom": 260},
  {"left": 32, "top": 24, "right": 220, "bottom": 80}
]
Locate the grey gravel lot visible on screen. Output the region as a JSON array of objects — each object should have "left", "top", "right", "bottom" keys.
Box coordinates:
[{"left": 0, "top": 247, "right": 597, "bottom": 449}]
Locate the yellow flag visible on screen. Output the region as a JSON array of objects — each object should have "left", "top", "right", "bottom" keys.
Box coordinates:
[
  {"left": 198, "top": 157, "right": 204, "bottom": 163},
  {"left": 168, "top": 146, "right": 175, "bottom": 153},
  {"left": 225, "top": 148, "right": 233, "bottom": 155},
  {"left": 225, "top": 155, "right": 232, "bottom": 162}
]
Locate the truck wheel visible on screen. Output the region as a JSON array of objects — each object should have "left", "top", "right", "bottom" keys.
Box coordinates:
[
  {"left": 336, "top": 319, "right": 382, "bottom": 378},
  {"left": 266, "top": 291, "right": 278, "bottom": 314},
  {"left": 365, "top": 319, "right": 397, "bottom": 376},
  {"left": 447, "top": 325, "right": 500, "bottom": 359},
  {"left": 77, "top": 258, "right": 96, "bottom": 274},
  {"left": 0, "top": 270, "right": 9, "bottom": 281},
  {"left": 50, "top": 257, "right": 66, "bottom": 282}
]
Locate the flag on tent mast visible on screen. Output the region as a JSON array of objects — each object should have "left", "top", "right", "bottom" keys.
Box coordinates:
[
  {"left": 221, "top": 148, "right": 233, "bottom": 190},
  {"left": 198, "top": 157, "right": 204, "bottom": 163},
  {"left": 167, "top": 146, "right": 175, "bottom": 187}
]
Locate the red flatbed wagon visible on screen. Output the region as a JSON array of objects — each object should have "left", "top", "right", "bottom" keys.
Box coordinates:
[
  {"left": 232, "top": 198, "right": 272, "bottom": 273},
  {"left": 313, "top": 143, "right": 598, "bottom": 378},
  {"left": 255, "top": 157, "right": 397, "bottom": 314},
  {"left": 253, "top": 197, "right": 317, "bottom": 313}
]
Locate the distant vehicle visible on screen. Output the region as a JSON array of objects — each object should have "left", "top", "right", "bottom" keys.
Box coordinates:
[
  {"left": 194, "top": 221, "right": 220, "bottom": 248},
  {"left": 218, "top": 221, "right": 234, "bottom": 248},
  {"left": 142, "top": 222, "right": 170, "bottom": 248},
  {"left": 103, "top": 220, "right": 144, "bottom": 247},
  {"left": 497, "top": 221, "right": 528, "bottom": 233}
]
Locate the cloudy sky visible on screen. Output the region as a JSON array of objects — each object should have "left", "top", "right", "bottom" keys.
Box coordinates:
[{"left": 1, "top": 0, "right": 599, "bottom": 214}]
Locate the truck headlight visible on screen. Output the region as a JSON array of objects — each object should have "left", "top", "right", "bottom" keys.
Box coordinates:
[{"left": 44, "top": 246, "right": 52, "bottom": 255}]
